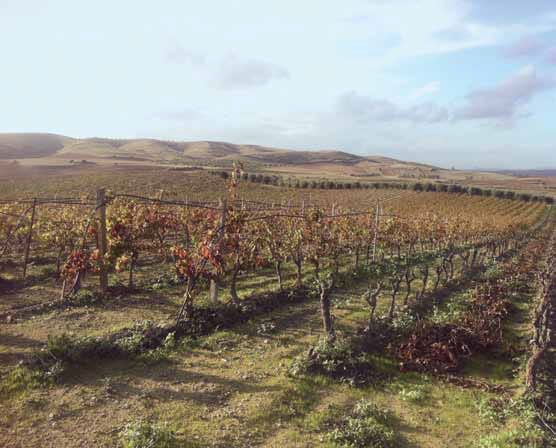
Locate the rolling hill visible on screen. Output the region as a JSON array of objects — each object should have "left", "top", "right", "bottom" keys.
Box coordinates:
[
  {"left": 1, "top": 133, "right": 555, "bottom": 195},
  {"left": 0, "top": 133, "right": 439, "bottom": 174}
]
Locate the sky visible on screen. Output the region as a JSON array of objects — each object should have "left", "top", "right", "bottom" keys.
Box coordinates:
[{"left": 1, "top": 0, "right": 555, "bottom": 169}]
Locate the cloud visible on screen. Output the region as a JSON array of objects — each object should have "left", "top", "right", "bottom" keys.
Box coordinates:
[
  {"left": 502, "top": 36, "right": 545, "bottom": 58},
  {"left": 214, "top": 54, "right": 289, "bottom": 90},
  {"left": 453, "top": 66, "right": 555, "bottom": 123},
  {"left": 547, "top": 46, "right": 556, "bottom": 64},
  {"left": 409, "top": 82, "right": 440, "bottom": 100},
  {"left": 166, "top": 43, "right": 205, "bottom": 66},
  {"left": 466, "top": 0, "right": 556, "bottom": 26},
  {"left": 336, "top": 91, "right": 449, "bottom": 124},
  {"left": 433, "top": 24, "right": 473, "bottom": 42}
]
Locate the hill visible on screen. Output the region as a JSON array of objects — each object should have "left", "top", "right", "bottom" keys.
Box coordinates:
[
  {"left": 0, "top": 133, "right": 440, "bottom": 175},
  {"left": 0, "top": 133, "right": 71, "bottom": 158},
  {"left": 2, "top": 133, "right": 554, "bottom": 196}
]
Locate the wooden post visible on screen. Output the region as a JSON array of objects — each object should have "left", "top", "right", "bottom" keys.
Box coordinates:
[
  {"left": 22, "top": 198, "right": 37, "bottom": 278},
  {"left": 97, "top": 189, "right": 108, "bottom": 294},
  {"left": 210, "top": 198, "right": 227, "bottom": 304},
  {"left": 372, "top": 200, "right": 380, "bottom": 262}
]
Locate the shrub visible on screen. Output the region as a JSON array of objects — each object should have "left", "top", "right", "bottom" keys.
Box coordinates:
[
  {"left": 120, "top": 421, "right": 179, "bottom": 448},
  {"left": 289, "top": 337, "right": 373, "bottom": 385},
  {"left": 328, "top": 400, "right": 397, "bottom": 448}
]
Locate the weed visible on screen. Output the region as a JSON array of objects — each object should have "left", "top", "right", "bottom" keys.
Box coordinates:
[
  {"left": 0, "top": 365, "right": 44, "bottom": 398},
  {"left": 289, "top": 336, "right": 374, "bottom": 386},
  {"left": 327, "top": 399, "right": 397, "bottom": 448},
  {"left": 397, "top": 384, "right": 427, "bottom": 403},
  {"left": 119, "top": 420, "right": 179, "bottom": 448}
]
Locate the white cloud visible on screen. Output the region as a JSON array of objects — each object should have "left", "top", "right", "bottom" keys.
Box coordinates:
[
  {"left": 409, "top": 82, "right": 440, "bottom": 100},
  {"left": 165, "top": 42, "right": 205, "bottom": 66},
  {"left": 336, "top": 91, "right": 449, "bottom": 124},
  {"left": 213, "top": 54, "right": 290, "bottom": 90},
  {"left": 453, "top": 65, "right": 555, "bottom": 124},
  {"left": 502, "top": 36, "right": 545, "bottom": 58}
]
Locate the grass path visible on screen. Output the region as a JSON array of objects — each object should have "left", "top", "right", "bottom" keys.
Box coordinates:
[{"left": 1, "top": 269, "right": 508, "bottom": 448}]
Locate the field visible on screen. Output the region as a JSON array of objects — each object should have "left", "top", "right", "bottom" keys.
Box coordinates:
[
  {"left": 2, "top": 133, "right": 556, "bottom": 199},
  {"left": 1, "top": 167, "right": 555, "bottom": 448}
]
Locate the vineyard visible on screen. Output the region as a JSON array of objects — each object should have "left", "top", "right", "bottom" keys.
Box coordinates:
[{"left": 1, "top": 168, "right": 555, "bottom": 448}]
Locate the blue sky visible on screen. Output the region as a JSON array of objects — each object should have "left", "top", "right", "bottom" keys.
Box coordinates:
[{"left": 1, "top": 0, "right": 555, "bottom": 169}]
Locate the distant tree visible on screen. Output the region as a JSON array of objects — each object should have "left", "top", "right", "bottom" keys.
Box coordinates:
[
  {"left": 425, "top": 183, "right": 437, "bottom": 192},
  {"left": 413, "top": 183, "right": 424, "bottom": 192},
  {"left": 470, "top": 187, "right": 483, "bottom": 196},
  {"left": 518, "top": 193, "right": 531, "bottom": 202},
  {"left": 545, "top": 197, "right": 554, "bottom": 205},
  {"left": 220, "top": 171, "right": 229, "bottom": 180}
]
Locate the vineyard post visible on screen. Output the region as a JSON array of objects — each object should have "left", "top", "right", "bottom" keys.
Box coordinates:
[
  {"left": 210, "top": 197, "right": 227, "bottom": 304},
  {"left": 22, "top": 198, "right": 37, "bottom": 279},
  {"left": 372, "top": 200, "right": 380, "bottom": 262},
  {"left": 96, "top": 188, "right": 108, "bottom": 294}
]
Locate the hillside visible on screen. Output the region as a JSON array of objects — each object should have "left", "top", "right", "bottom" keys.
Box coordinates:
[
  {"left": 2, "top": 133, "right": 554, "bottom": 196},
  {"left": 0, "top": 133, "right": 441, "bottom": 175},
  {"left": 0, "top": 133, "right": 71, "bottom": 158}
]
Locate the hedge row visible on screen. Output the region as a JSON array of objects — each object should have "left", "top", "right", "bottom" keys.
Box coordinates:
[{"left": 210, "top": 170, "right": 555, "bottom": 204}]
